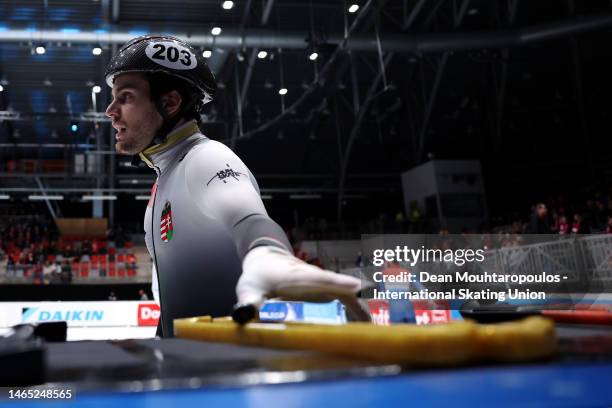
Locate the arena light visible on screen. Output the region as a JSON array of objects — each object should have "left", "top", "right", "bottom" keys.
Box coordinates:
[
  {"left": 202, "top": 49, "right": 212, "bottom": 58},
  {"left": 289, "top": 194, "right": 322, "bottom": 200},
  {"left": 35, "top": 45, "right": 46, "bottom": 55},
  {"left": 308, "top": 51, "right": 318, "bottom": 61},
  {"left": 92, "top": 85, "right": 101, "bottom": 93},
  {"left": 28, "top": 195, "right": 64, "bottom": 201},
  {"left": 0, "top": 194, "right": 10, "bottom": 200},
  {"left": 257, "top": 50, "right": 268, "bottom": 59},
  {"left": 82, "top": 195, "right": 118, "bottom": 200},
  {"left": 222, "top": 1, "right": 234, "bottom": 10},
  {"left": 0, "top": 85, "right": 3, "bottom": 92},
  {"left": 211, "top": 27, "right": 222, "bottom": 36},
  {"left": 278, "top": 88, "right": 288, "bottom": 95},
  {"left": 92, "top": 46, "right": 102, "bottom": 55},
  {"left": 135, "top": 195, "right": 151, "bottom": 200},
  {"left": 348, "top": 4, "right": 359, "bottom": 13}
]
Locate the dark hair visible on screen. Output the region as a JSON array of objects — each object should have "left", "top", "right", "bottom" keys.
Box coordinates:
[{"left": 145, "top": 72, "right": 203, "bottom": 124}]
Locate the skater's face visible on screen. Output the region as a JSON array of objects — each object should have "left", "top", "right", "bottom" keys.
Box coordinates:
[{"left": 105, "top": 73, "right": 162, "bottom": 155}]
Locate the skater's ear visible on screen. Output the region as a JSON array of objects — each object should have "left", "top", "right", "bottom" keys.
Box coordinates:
[{"left": 160, "top": 90, "right": 182, "bottom": 117}]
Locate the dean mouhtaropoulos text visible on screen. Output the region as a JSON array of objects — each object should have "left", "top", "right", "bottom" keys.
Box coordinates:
[{"left": 372, "top": 271, "right": 563, "bottom": 285}]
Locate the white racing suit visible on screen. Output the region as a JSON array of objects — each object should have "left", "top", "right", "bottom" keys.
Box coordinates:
[{"left": 142, "top": 120, "right": 291, "bottom": 336}]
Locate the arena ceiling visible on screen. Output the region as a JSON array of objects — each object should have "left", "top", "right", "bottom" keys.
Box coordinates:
[{"left": 0, "top": 0, "right": 612, "bottom": 228}]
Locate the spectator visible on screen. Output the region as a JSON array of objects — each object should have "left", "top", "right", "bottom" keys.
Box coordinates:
[
  {"left": 73, "top": 241, "right": 82, "bottom": 258},
  {"left": 572, "top": 214, "right": 588, "bottom": 234},
  {"left": 32, "top": 263, "right": 43, "bottom": 284},
  {"left": 34, "top": 245, "right": 45, "bottom": 263},
  {"left": 139, "top": 289, "right": 149, "bottom": 301},
  {"left": 82, "top": 240, "right": 92, "bottom": 255},
  {"left": 594, "top": 201, "right": 607, "bottom": 231},
  {"left": 527, "top": 203, "right": 551, "bottom": 234},
  {"left": 408, "top": 203, "right": 421, "bottom": 232},
  {"left": 6, "top": 257, "right": 15, "bottom": 278},
  {"left": 15, "top": 261, "right": 24, "bottom": 279},
  {"left": 355, "top": 251, "right": 363, "bottom": 267},
  {"left": 53, "top": 262, "right": 62, "bottom": 282},
  {"left": 64, "top": 245, "right": 74, "bottom": 260},
  {"left": 550, "top": 212, "right": 559, "bottom": 233},
  {"left": 114, "top": 225, "right": 127, "bottom": 248},
  {"left": 558, "top": 215, "right": 569, "bottom": 235},
  {"left": 60, "top": 260, "right": 72, "bottom": 283},
  {"left": 42, "top": 261, "right": 54, "bottom": 284}
]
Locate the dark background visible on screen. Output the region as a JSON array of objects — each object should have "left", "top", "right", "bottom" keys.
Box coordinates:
[{"left": 0, "top": 0, "right": 611, "bottom": 235}]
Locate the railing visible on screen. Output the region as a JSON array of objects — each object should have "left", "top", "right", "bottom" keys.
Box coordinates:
[
  {"left": 483, "top": 237, "right": 583, "bottom": 282},
  {"left": 407, "top": 234, "right": 612, "bottom": 287},
  {"left": 577, "top": 234, "right": 612, "bottom": 282},
  {"left": 488, "top": 235, "right": 611, "bottom": 282}
]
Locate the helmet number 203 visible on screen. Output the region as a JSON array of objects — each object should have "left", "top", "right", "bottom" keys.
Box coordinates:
[{"left": 145, "top": 41, "right": 198, "bottom": 70}]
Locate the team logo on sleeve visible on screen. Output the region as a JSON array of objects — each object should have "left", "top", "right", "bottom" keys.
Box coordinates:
[
  {"left": 207, "top": 164, "right": 244, "bottom": 186},
  {"left": 160, "top": 201, "right": 174, "bottom": 242}
]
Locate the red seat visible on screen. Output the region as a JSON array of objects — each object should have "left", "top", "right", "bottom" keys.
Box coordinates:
[
  {"left": 109, "top": 263, "right": 116, "bottom": 277},
  {"left": 80, "top": 263, "right": 89, "bottom": 278},
  {"left": 118, "top": 268, "right": 126, "bottom": 278}
]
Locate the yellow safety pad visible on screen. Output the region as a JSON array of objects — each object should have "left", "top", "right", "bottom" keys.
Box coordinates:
[{"left": 174, "top": 316, "right": 555, "bottom": 366}]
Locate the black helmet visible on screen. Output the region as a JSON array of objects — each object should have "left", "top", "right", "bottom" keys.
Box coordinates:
[{"left": 105, "top": 34, "right": 216, "bottom": 105}]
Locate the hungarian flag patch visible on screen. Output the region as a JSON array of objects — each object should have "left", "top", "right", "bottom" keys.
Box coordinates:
[{"left": 160, "top": 201, "right": 174, "bottom": 242}]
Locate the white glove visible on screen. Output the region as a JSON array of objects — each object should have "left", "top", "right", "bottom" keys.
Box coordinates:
[{"left": 236, "top": 246, "right": 366, "bottom": 320}]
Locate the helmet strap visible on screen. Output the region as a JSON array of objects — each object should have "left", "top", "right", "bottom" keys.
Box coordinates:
[{"left": 153, "top": 95, "right": 199, "bottom": 142}]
